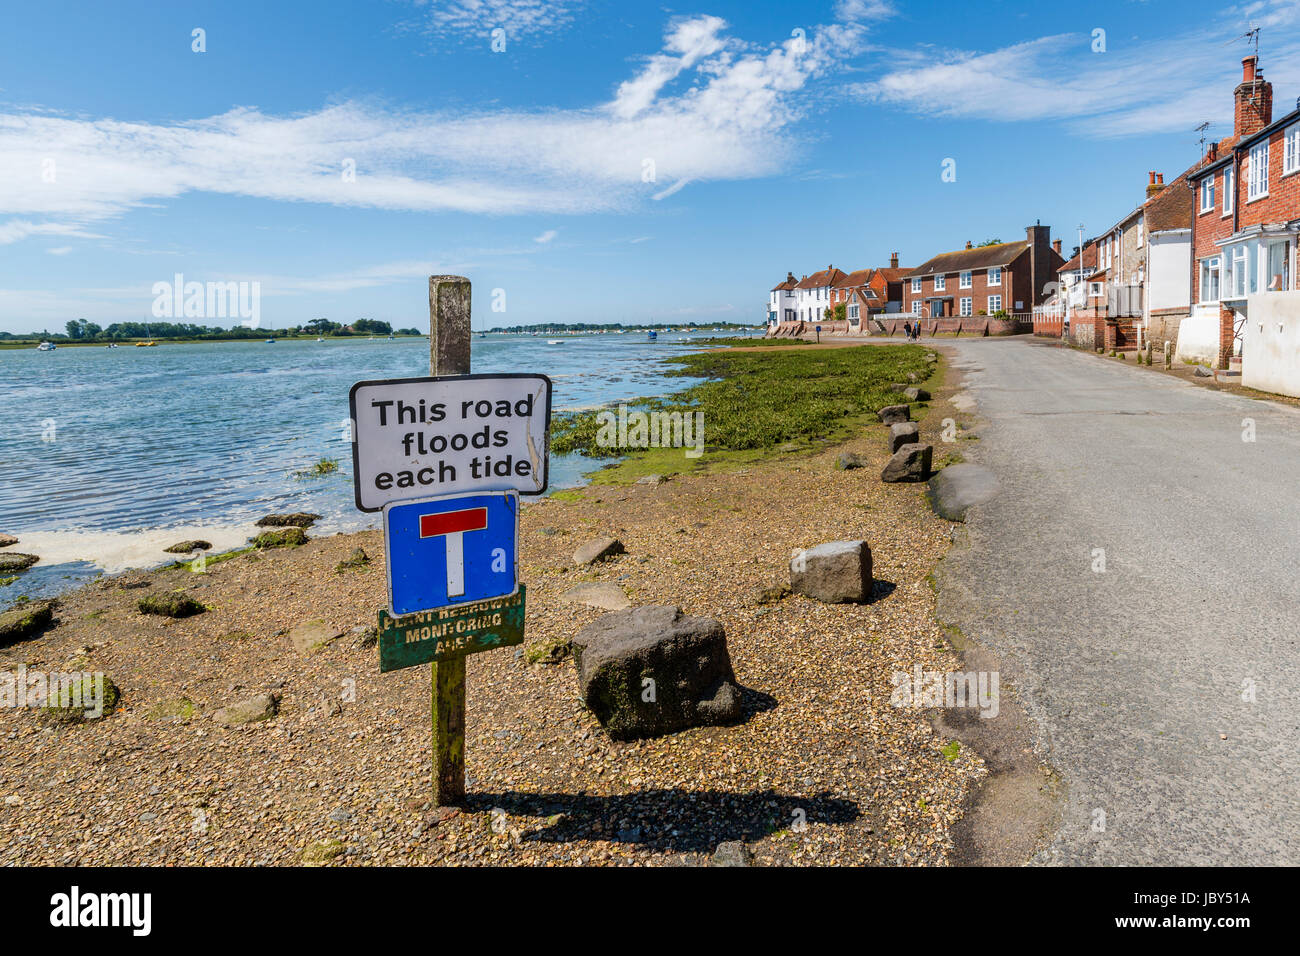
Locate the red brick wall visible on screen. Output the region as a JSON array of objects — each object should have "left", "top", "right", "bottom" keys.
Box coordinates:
[
  {"left": 903, "top": 263, "right": 1016, "bottom": 318},
  {"left": 1193, "top": 120, "right": 1300, "bottom": 300}
]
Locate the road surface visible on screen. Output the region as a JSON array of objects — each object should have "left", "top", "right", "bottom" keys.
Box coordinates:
[{"left": 933, "top": 338, "right": 1300, "bottom": 865}]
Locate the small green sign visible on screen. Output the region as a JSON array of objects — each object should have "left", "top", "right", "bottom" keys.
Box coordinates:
[{"left": 378, "top": 585, "right": 526, "bottom": 673}]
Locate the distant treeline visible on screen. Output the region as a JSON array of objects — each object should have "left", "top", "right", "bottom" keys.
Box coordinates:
[
  {"left": 1, "top": 318, "right": 421, "bottom": 342},
  {"left": 488, "top": 321, "right": 758, "bottom": 333}
]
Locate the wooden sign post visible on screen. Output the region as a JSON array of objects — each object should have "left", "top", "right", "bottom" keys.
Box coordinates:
[{"left": 429, "top": 275, "right": 471, "bottom": 806}]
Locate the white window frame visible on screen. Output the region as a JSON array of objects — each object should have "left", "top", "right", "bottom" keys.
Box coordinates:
[
  {"left": 934, "top": 274, "right": 946, "bottom": 291},
  {"left": 1247, "top": 141, "right": 1269, "bottom": 201},
  {"left": 1223, "top": 164, "right": 1235, "bottom": 216},
  {"left": 1200, "top": 176, "right": 1216, "bottom": 212},
  {"left": 1199, "top": 256, "right": 1221, "bottom": 304},
  {"left": 987, "top": 294, "right": 1003, "bottom": 313},
  {"left": 959, "top": 270, "right": 972, "bottom": 289},
  {"left": 911, "top": 277, "right": 922, "bottom": 293},
  {"left": 1089, "top": 282, "right": 1104, "bottom": 298},
  {"left": 959, "top": 297, "right": 973, "bottom": 317},
  {"left": 1136, "top": 218, "right": 1144, "bottom": 247},
  {"left": 911, "top": 299, "right": 922, "bottom": 315},
  {"left": 987, "top": 266, "right": 1002, "bottom": 286},
  {"left": 1284, "top": 123, "right": 1300, "bottom": 176}
]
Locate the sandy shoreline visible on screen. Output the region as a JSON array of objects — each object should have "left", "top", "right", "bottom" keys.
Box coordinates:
[{"left": 0, "top": 351, "right": 1003, "bottom": 866}]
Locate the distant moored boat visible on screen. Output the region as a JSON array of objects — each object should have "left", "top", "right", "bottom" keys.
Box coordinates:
[{"left": 36, "top": 341, "right": 56, "bottom": 351}]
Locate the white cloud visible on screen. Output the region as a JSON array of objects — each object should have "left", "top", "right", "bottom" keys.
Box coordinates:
[
  {"left": 0, "top": 219, "right": 104, "bottom": 245},
  {"left": 405, "top": 0, "right": 583, "bottom": 42},
  {"left": 0, "top": 14, "right": 876, "bottom": 244},
  {"left": 45, "top": 246, "right": 72, "bottom": 255},
  {"left": 533, "top": 229, "right": 558, "bottom": 243},
  {"left": 852, "top": 1, "right": 1300, "bottom": 138}
]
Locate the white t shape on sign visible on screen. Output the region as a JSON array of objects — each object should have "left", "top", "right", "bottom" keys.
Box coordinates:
[{"left": 418, "top": 506, "right": 488, "bottom": 598}]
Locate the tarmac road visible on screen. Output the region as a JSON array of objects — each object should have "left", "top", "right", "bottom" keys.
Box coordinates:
[{"left": 933, "top": 338, "right": 1300, "bottom": 865}]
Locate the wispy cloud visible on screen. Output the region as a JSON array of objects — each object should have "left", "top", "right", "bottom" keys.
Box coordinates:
[
  {"left": 533, "top": 229, "right": 558, "bottom": 243},
  {"left": 0, "top": 13, "right": 880, "bottom": 245},
  {"left": 852, "top": 1, "right": 1300, "bottom": 138},
  {"left": 404, "top": 0, "right": 585, "bottom": 43}
]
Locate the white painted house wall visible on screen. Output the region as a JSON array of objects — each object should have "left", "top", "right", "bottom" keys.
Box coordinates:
[
  {"left": 1242, "top": 291, "right": 1300, "bottom": 397},
  {"left": 1146, "top": 230, "right": 1191, "bottom": 313},
  {"left": 1175, "top": 304, "right": 1224, "bottom": 366}
]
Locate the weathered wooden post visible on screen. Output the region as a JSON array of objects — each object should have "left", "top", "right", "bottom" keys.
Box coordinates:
[
  {"left": 1164, "top": 341, "right": 1172, "bottom": 369},
  {"left": 429, "top": 275, "right": 471, "bottom": 806}
]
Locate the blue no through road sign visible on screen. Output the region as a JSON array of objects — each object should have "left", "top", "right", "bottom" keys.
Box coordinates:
[{"left": 383, "top": 491, "right": 519, "bottom": 617}]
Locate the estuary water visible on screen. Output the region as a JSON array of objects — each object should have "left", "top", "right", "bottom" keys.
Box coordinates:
[{"left": 0, "top": 331, "right": 745, "bottom": 597}]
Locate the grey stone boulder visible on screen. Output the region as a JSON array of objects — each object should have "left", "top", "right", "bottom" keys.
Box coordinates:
[
  {"left": 562, "top": 582, "right": 631, "bottom": 611},
  {"left": 904, "top": 387, "right": 931, "bottom": 402},
  {"left": 882, "top": 443, "right": 932, "bottom": 483},
  {"left": 790, "top": 540, "right": 873, "bottom": 604},
  {"left": 573, "top": 536, "right": 625, "bottom": 566},
  {"left": 138, "top": 592, "right": 205, "bottom": 618},
  {"left": 256, "top": 512, "right": 320, "bottom": 528},
  {"left": 572, "top": 605, "right": 743, "bottom": 741},
  {"left": 889, "top": 422, "right": 919, "bottom": 452},
  {"left": 877, "top": 404, "right": 911, "bottom": 425},
  {"left": 0, "top": 553, "right": 38, "bottom": 573},
  {"left": 163, "top": 539, "right": 211, "bottom": 554},
  {"left": 213, "top": 693, "right": 280, "bottom": 727},
  {"left": 887, "top": 383, "right": 908, "bottom": 393},
  {"left": 1193, "top": 365, "right": 1213, "bottom": 377},
  {"left": 635, "top": 474, "right": 666, "bottom": 485},
  {"left": 835, "top": 452, "right": 864, "bottom": 470},
  {"left": 710, "top": 841, "right": 753, "bottom": 866},
  {"left": 0, "top": 599, "right": 55, "bottom": 647},
  {"left": 289, "top": 620, "right": 342, "bottom": 655},
  {"left": 927, "top": 463, "right": 998, "bottom": 522},
  {"left": 0, "top": 534, "right": 17, "bottom": 548}
]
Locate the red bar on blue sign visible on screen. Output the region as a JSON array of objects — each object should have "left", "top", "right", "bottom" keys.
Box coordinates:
[{"left": 419, "top": 508, "right": 488, "bottom": 539}]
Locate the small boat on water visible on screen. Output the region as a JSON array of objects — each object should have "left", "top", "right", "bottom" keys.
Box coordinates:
[
  {"left": 135, "top": 341, "right": 157, "bottom": 347},
  {"left": 546, "top": 339, "right": 564, "bottom": 345},
  {"left": 316, "top": 336, "right": 324, "bottom": 342},
  {"left": 265, "top": 338, "right": 275, "bottom": 343},
  {"left": 647, "top": 330, "right": 658, "bottom": 340},
  {"left": 36, "top": 341, "right": 56, "bottom": 351}
]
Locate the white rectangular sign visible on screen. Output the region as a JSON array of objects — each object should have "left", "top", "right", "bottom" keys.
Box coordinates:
[{"left": 350, "top": 373, "right": 550, "bottom": 512}]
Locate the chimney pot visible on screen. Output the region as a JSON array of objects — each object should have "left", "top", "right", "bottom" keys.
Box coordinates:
[
  {"left": 1052, "top": 239, "right": 1062, "bottom": 254},
  {"left": 1148, "top": 171, "right": 1156, "bottom": 185},
  {"left": 1243, "top": 55, "right": 1257, "bottom": 83},
  {"left": 965, "top": 240, "right": 973, "bottom": 250},
  {"left": 1157, "top": 173, "right": 1164, "bottom": 185}
]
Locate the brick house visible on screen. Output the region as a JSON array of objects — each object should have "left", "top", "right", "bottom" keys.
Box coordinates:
[
  {"left": 904, "top": 224, "right": 1064, "bottom": 326},
  {"left": 1186, "top": 55, "right": 1300, "bottom": 368}
]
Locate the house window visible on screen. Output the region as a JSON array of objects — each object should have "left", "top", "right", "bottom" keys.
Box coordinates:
[
  {"left": 987, "top": 294, "right": 1002, "bottom": 313},
  {"left": 911, "top": 299, "right": 922, "bottom": 315},
  {"left": 849, "top": 304, "right": 860, "bottom": 320},
  {"left": 959, "top": 271, "right": 972, "bottom": 289},
  {"left": 959, "top": 297, "right": 972, "bottom": 317},
  {"left": 1200, "top": 176, "right": 1216, "bottom": 212},
  {"left": 911, "top": 277, "right": 922, "bottom": 293},
  {"left": 1224, "top": 164, "right": 1235, "bottom": 215},
  {"left": 1284, "top": 123, "right": 1300, "bottom": 175},
  {"left": 1227, "top": 244, "right": 1248, "bottom": 297},
  {"left": 1137, "top": 218, "right": 1144, "bottom": 247},
  {"left": 1267, "top": 240, "right": 1291, "bottom": 291},
  {"left": 1247, "top": 141, "right": 1269, "bottom": 200},
  {"left": 988, "top": 266, "right": 1001, "bottom": 286},
  {"left": 934, "top": 274, "right": 946, "bottom": 291},
  {"left": 1199, "top": 256, "right": 1221, "bottom": 303},
  {"left": 1089, "top": 282, "right": 1103, "bottom": 298}
]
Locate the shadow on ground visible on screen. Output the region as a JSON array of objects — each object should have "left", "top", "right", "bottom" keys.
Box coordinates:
[{"left": 464, "top": 789, "right": 859, "bottom": 852}]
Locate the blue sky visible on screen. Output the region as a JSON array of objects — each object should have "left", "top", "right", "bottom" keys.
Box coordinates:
[{"left": 2, "top": 0, "right": 1298, "bottom": 333}]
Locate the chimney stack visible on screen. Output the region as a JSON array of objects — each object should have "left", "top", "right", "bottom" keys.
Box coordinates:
[
  {"left": 1235, "top": 55, "right": 1273, "bottom": 138},
  {"left": 890, "top": 252, "right": 899, "bottom": 269},
  {"left": 965, "top": 240, "right": 973, "bottom": 250},
  {"left": 1146, "top": 170, "right": 1166, "bottom": 199},
  {"left": 1052, "top": 239, "right": 1062, "bottom": 255},
  {"left": 1025, "top": 221, "right": 1052, "bottom": 307}
]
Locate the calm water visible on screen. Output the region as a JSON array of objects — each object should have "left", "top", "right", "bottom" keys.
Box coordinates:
[{"left": 0, "top": 331, "right": 747, "bottom": 597}]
